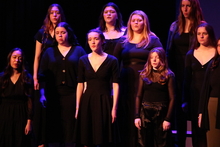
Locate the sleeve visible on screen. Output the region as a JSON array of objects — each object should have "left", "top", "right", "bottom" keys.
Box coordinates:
[
  {"left": 166, "top": 22, "right": 176, "bottom": 70},
  {"left": 77, "top": 58, "right": 85, "bottom": 83},
  {"left": 150, "top": 35, "right": 163, "bottom": 48},
  {"left": 26, "top": 73, "right": 34, "bottom": 120},
  {"left": 38, "top": 50, "right": 49, "bottom": 85},
  {"left": 34, "top": 29, "right": 44, "bottom": 43},
  {"left": 135, "top": 76, "right": 144, "bottom": 118},
  {"left": 165, "top": 73, "right": 176, "bottom": 122},
  {"left": 182, "top": 50, "right": 193, "bottom": 103},
  {"left": 111, "top": 57, "right": 120, "bottom": 83},
  {"left": 113, "top": 37, "right": 125, "bottom": 64}
]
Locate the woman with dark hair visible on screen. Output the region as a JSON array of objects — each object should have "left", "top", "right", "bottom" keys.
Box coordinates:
[
  {"left": 0, "top": 48, "right": 33, "bottom": 147},
  {"left": 198, "top": 37, "right": 220, "bottom": 147},
  {"left": 85, "top": 2, "right": 126, "bottom": 55},
  {"left": 183, "top": 23, "right": 216, "bottom": 147},
  {"left": 75, "top": 29, "right": 119, "bottom": 147},
  {"left": 166, "top": 0, "right": 205, "bottom": 146},
  {"left": 114, "top": 10, "right": 162, "bottom": 147},
  {"left": 33, "top": 4, "right": 66, "bottom": 147},
  {"left": 39, "top": 22, "right": 86, "bottom": 147},
  {"left": 135, "top": 48, "right": 175, "bottom": 147}
]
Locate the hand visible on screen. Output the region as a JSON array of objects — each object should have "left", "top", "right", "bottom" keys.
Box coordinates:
[
  {"left": 75, "top": 108, "right": 78, "bottom": 119},
  {"left": 134, "top": 118, "right": 141, "bottom": 130},
  {"left": 34, "top": 78, "right": 39, "bottom": 90},
  {"left": 111, "top": 109, "right": 117, "bottom": 123},
  {"left": 163, "top": 120, "right": 171, "bottom": 131},
  {"left": 182, "top": 102, "right": 188, "bottom": 113},
  {"left": 25, "top": 120, "right": 32, "bottom": 135},
  {"left": 198, "top": 113, "right": 202, "bottom": 128},
  {"left": 40, "top": 95, "right": 47, "bottom": 108}
]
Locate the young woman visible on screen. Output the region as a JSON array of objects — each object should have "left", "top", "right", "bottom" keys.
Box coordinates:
[
  {"left": 0, "top": 48, "right": 33, "bottom": 147},
  {"left": 97, "top": 2, "right": 126, "bottom": 55},
  {"left": 75, "top": 29, "right": 119, "bottom": 147},
  {"left": 134, "top": 48, "right": 175, "bottom": 147},
  {"left": 113, "top": 10, "right": 162, "bottom": 147},
  {"left": 166, "top": 0, "right": 205, "bottom": 146},
  {"left": 33, "top": 4, "right": 66, "bottom": 147},
  {"left": 183, "top": 23, "right": 216, "bottom": 147},
  {"left": 34, "top": 3, "right": 66, "bottom": 90},
  {"left": 85, "top": 2, "right": 126, "bottom": 55},
  {"left": 38, "top": 22, "right": 86, "bottom": 147},
  {"left": 198, "top": 37, "right": 220, "bottom": 147}
]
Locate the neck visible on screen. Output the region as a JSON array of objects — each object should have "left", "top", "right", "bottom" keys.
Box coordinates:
[
  {"left": 12, "top": 69, "right": 20, "bottom": 75},
  {"left": 91, "top": 49, "right": 104, "bottom": 56},
  {"left": 131, "top": 32, "right": 143, "bottom": 43},
  {"left": 58, "top": 43, "right": 71, "bottom": 48},
  {"left": 105, "top": 23, "right": 115, "bottom": 32}
]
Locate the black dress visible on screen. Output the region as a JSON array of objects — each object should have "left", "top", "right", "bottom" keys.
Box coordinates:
[
  {"left": 33, "top": 28, "right": 55, "bottom": 145},
  {"left": 183, "top": 49, "right": 211, "bottom": 146},
  {"left": 38, "top": 46, "right": 86, "bottom": 143},
  {"left": 113, "top": 35, "right": 163, "bottom": 147},
  {"left": 0, "top": 73, "right": 33, "bottom": 147},
  {"left": 75, "top": 54, "right": 120, "bottom": 146},
  {"left": 135, "top": 71, "right": 175, "bottom": 147}
]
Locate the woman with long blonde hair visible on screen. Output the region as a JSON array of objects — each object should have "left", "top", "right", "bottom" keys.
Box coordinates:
[{"left": 114, "top": 10, "right": 162, "bottom": 147}]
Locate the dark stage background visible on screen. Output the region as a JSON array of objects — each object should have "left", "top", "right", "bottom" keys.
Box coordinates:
[{"left": 0, "top": 0, "right": 219, "bottom": 73}]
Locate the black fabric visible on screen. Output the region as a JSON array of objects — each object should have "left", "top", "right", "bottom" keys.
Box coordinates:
[
  {"left": 38, "top": 45, "right": 86, "bottom": 143},
  {"left": 113, "top": 35, "right": 163, "bottom": 147},
  {"left": 75, "top": 54, "right": 120, "bottom": 145},
  {"left": 0, "top": 72, "right": 33, "bottom": 147}
]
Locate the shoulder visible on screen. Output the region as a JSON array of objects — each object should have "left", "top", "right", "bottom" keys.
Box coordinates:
[
  {"left": 186, "top": 49, "right": 194, "bottom": 56},
  {"left": 168, "top": 71, "right": 175, "bottom": 79},
  {"left": 169, "top": 21, "right": 178, "bottom": 32},
  {"left": 79, "top": 54, "right": 88, "bottom": 60},
  {"left": 0, "top": 72, "right": 4, "bottom": 78},
  {"left": 108, "top": 54, "right": 118, "bottom": 61}
]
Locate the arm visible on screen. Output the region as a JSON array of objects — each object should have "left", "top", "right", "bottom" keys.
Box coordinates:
[
  {"left": 182, "top": 50, "right": 192, "bottom": 112},
  {"left": 163, "top": 73, "right": 176, "bottom": 131},
  {"left": 112, "top": 83, "right": 119, "bottom": 123},
  {"left": 75, "top": 83, "right": 84, "bottom": 119},
  {"left": 33, "top": 40, "right": 42, "bottom": 90},
  {"left": 134, "top": 76, "right": 144, "bottom": 130}
]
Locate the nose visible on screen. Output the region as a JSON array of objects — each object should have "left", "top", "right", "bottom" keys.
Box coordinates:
[{"left": 53, "top": 12, "right": 57, "bottom": 16}]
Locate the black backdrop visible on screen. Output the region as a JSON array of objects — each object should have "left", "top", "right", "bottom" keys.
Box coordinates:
[{"left": 0, "top": 0, "right": 178, "bottom": 72}]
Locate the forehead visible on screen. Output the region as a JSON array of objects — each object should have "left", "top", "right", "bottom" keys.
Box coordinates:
[
  {"left": 150, "top": 52, "right": 159, "bottom": 56},
  {"left": 51, "top": 6, "right": 59, "bottom": 11},
  {"left": 197, "top": 26, "right": 207, "bottom": 32},
  {"left": 104, "top": 6, "right": 115, "bottom": 11},
  {"left": 131, "top": 14, "right": 142, "bottom": 19},
  {"left": 88, "top": 32, "right": 100, "bottom": 37},
  {"left": 55, "top": 26, "right": 66, "bottom": 31},
  {"left": 12, "top": 50, "right": 22, "bottom": 56},
  {"left": 182, "top": 0, "right": 190, "bottom": 4}
]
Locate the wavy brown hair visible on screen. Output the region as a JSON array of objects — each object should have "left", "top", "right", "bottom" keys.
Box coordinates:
[
  {"left": 140, "top": 47, "right": 173, "bottom": 85},
  {"left": 177, "top": 0, "right": 204, "bottom": 34},
  {"left": 41, "top": 4, "right": 66, "bottom": 49}
]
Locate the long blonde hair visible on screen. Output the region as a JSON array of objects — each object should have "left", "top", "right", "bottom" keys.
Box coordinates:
[{"left": 125, "top": 10, "right": 155, "bottom": 48}]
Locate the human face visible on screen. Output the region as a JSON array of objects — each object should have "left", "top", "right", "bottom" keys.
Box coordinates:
[
  {"left": 150, "top": 52, "right": 160, "bottom": 70},
  {"left": 197, "top": 27, "right": 209, "bottom": 46},
  {"left": 181, "top": 0, "right": 191, "bottom": 18},
  {"left": 130, "top": 14, "right": 144, "bottom": 33},
  {"left": 88, "top": 32, "right": 103, "bottom": 52},
  {"left": 217, "top": 40, "right": 220, "bottom": 55},
  {"left": 55, "top": 27, "right": 69, "bottom": 45},
  {"left": 10, "top": 50, "right": 22, "bottom": 70},
  {"left": 103, "top": 6, "right": 117, "bottom": 24},
  {"left": 50, "top": 6, "right": 61, "bottom": 25}
]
